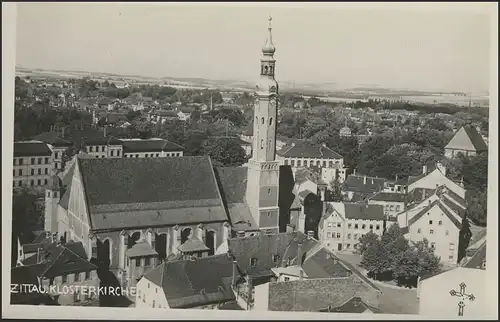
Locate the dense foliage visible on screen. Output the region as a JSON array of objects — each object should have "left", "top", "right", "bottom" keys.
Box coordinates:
[{"left": 358, "top": 224, "right": 441, "bottom": 288}]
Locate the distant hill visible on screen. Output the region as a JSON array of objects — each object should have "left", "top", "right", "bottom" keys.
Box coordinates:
[{"left": 15, "top": 67, "right": 488, "bottom": 103}]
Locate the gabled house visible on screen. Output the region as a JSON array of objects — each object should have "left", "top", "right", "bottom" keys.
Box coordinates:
[
  {"left": 11, "top": 241, "right": 99, "bottom": 306},
  {"left": 135, "top": 254, "right": 239, "bottom": 310},
  {"left": 397, "top": 185, "right": 467, "bottom": 265},
  {"left": 444, "top": 126, "right": 488, "bottom": 158},
  {"left": 319, "top": 202, "right": 386, "bottom": 252},
  {"left": 223, "top": 230, "right": 382, "bottom": 311},
  {"left": 177, "top": 107, "right": 194, "bottom": 121},
  {"left": 407, "top": 164, "right": 466, "bottom": 199}
]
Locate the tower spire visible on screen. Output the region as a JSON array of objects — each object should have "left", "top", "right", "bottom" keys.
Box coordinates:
[{"left": 262, "top": 15, "right": 276, "bottom": 55}]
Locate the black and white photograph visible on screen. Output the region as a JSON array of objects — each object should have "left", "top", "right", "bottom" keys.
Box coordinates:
[{"left": 2, "top": 2, "right": 497, "bottom": 319}]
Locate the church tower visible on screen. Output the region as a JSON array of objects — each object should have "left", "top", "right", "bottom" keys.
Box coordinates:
[
  {"left": 44, "top": 174, "right": 62, "bottom": 234},
  {"left": 245, "top": 17, "right": 280, "bottom": 233}
]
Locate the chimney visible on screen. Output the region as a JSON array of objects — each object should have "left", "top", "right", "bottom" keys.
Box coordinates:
[
  {"left": 297, "top": 242, "right": 303, "bottom": 266},
  {"left": 299, "top": 269, "right": 304, "bottom": 280},
  {"left": 423, "top": 165, "right": 427, "bottom": 175},
  {"left": 307, "top": 230, "right": 314, "bottom": 239},
  {"left": 231, "top": 260, "right": 238, "bottom": 287},
  {"left": 353, "top": 169, "right": 356, "bottom": 175},
  {"left": 286, "top": 224, "right": 295, "bottom": 233},
  {"left": 371, "top": 178, "right": 374, "bottom": 184},
  {"left": 428, "top": 200, "right": 431, "bottom": 207},
  {"left": 363, "top": 176, "right": 367, "bottom": 185},
  {"left": 422, "top": 189, "right": 426, "bottom": 201}
]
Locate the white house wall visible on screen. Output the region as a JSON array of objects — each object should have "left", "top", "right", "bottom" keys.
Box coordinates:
[
  {"left": 419, "top": 268, "right": 486, "bottom": 318},
  {"left": 135, "top": 277, "right": 169, "bottom": 309},
  {"left": 406, "top": 203, "right": 460, "bottom": 265}
]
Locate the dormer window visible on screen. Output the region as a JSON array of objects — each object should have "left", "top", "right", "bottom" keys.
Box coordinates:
[
  {"left": 250, "top": 258, "right": 258, "bottom": 267},
  {"left": 272, "top": 254, "right": 280, "bottom": 263}
]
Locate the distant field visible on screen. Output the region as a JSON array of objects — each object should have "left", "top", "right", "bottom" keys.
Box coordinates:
[{"left": 15, "top": 68, "right": 489, "bottom": 107}]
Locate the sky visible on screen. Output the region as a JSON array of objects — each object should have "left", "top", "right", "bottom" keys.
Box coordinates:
[{"left": 15, "top": 3, "right": 492, "bottom": 93}]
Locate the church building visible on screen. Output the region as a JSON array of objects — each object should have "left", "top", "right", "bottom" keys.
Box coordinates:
[{"left": 43, "top": 19, "right": 296, "bottom": 290}]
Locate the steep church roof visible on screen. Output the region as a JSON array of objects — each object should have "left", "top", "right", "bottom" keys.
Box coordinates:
[
  {"left": 445, "top": 126, "right": 488, "bottom": 152},
  {"left": 75, "top": 156, "right": 228, "bottom": 231},
  {"left": 213, "top": 166, "right": 257, "bottom": 232}
]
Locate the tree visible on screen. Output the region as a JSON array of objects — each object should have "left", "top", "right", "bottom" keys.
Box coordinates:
[
  {"left": 466, "top": 190, "right": 488, "bottom": 226},
  {"left": 360, "top": 238, "right": 392, "bottom": 280},
  {"left": 457, "top": 215, "right": 473, "bottom": 263},
  {"left": 202, "top": 138, "right": 247, "bottom": 167},
  {"left": 328, "top": 178, "right": 344, "bottom": 202},
  {"left": 360, "top": 223, "right": 440, "bottom": 287},
  {"left": 11, "top": 188, "right": 44, "bottom": 242},
  {"left": 356, "top": 231, "right": 379, "bottom": 255},
  {"left": 130, "top": 120, "right": 152, "bottom": 139},
  {"left": 392, "top": 239, "right": 441, "bottom": 287}
]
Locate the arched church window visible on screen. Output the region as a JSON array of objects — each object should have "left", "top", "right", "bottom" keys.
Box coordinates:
[
  {"left": 264, "top": 66, "right": 269, "bottom": 74},
  {"left": 329, "top": 161, "right": 333, "bottom": 167},
  {"left": 269, "top": 66, "right": 274, "bottom": 74},
  {"left": 269, "top": 117, "right": 273, "bottom": 125},
  {"left": 304, "top": 160, "right": 308, "bottom": 167},
  {"left": 261, "top": 117, "right": 265, "bottom": 124},
  {"left": 260, "top": 139, "right": 264, "bottom": 150}
]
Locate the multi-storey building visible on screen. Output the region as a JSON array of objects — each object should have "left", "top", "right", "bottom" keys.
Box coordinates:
[
  {"left": 33, "top": 131, "right": 73, "bottom": 172},
  {"left": 277, "top": 141, "right": 347, "bottom": 182},
  {"left": 366, "top": 191, "right": 406, "bottom": 221},
  {"left": 12, "top": 241, "right": 99, "bottom": 306},
  {"left": 397, "top": 185, "right": 468, "bottom": 265},
  {"left": 121, "top": 138, "right": 184, "bottom": 158},
  {"left": 13, "top": 141, "right": 53, "bottom": 191},
  {"left": 318, "top": 202, "right": 386, "bottom": 252}
]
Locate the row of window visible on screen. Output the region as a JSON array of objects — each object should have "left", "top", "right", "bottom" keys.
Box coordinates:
[
  {"left": 249, "top": 254, "right": 281, "bottom": 268},
  {"left": 284, "top": 159, "right": 341, "bottom": 168},
  {"left": 13, "top": 179, "right": 48, "bottom": 187},
  {"left": 13, "top": 167, "right": 50, "bottom": 177},
  {"left": 417, "top": 228, "right": 450, "bottom": 235},
  {"left": 60, "top": 271, "right": 92, "bottom": 284},
  {"left": 428, "top": 242, "right": 455, "bottom": 251},
  {"left": 327, "top": 232, "right": 364, "bottom": 240},
  {"left": 328, "top": 222, "right": 381, "bottom": 230},
  {"left": 14, "top": 157, "right": 50, "bottom": 166},
  {"left": 428, "top": 220, "right": 444, "bottom": 225},
  {"left": 87, "top": 146, "right": 107, "bottom": 153},
  {"left": 127, "top": 257, "right": 153, "bottom": 268},
  {"left": 327, "top": 242, "right": 358, "bottom": 250},
  {"left": 124, "top": 152, "right": 181, "bottom": 158}
]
